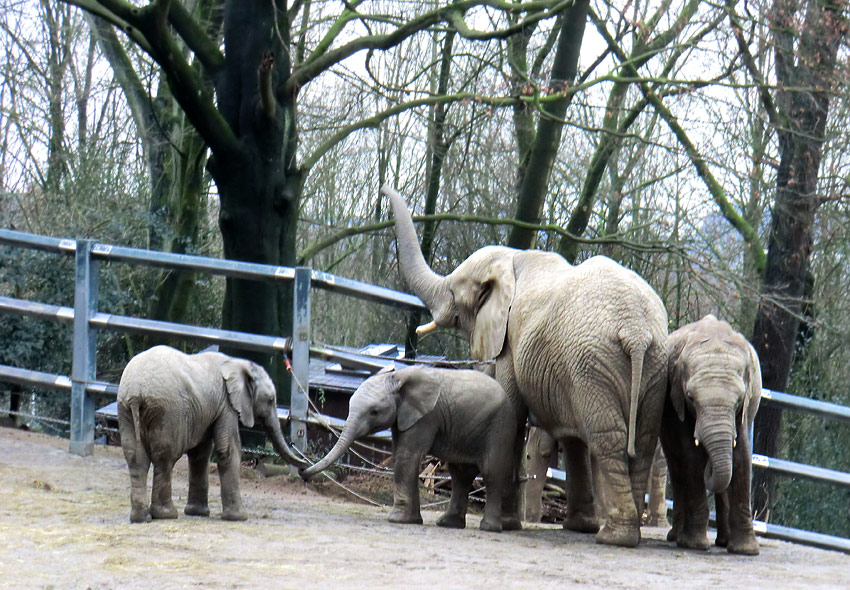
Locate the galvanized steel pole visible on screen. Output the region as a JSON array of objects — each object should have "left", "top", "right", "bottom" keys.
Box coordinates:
[
  {"left": 69, "top": 240, "right": 98, "bottom": 456},
  {"left": 290, "top": 267, "right": 311, "bottom": 452}
]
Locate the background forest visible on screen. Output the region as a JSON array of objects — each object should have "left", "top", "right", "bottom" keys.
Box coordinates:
[{"left": 1, "top": 0, "right": 849, "bottom": 537}]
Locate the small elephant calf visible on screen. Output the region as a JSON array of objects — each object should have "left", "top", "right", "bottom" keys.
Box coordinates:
[
  {"left": 661, "top": 315, "right": 762, "bottom": 554},
  {"left": 117, "top": 345, "right": 306, "bottom": 523},
  {"left": 300, "top": 365, "right": 519, "bottom": 532}
]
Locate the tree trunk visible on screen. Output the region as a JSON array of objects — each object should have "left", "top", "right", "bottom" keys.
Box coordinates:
[
  {"left": 750, "top": 0, "right": 845, "bottom": 520},
  {"left": 203, "top": 2, "right": 297, "bottom": 376},
  {"left": 507, "top": 0, "right": 589, "bottom": 250}
]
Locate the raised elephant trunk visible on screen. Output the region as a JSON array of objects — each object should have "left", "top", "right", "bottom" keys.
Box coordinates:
[
  {"left": 300, "top": 419, "right": 363, "bottom": 481},
  {"left": 265, "top": 414, "right": 309, "bottom": 470},
  {"left": 696, "top": 407, "right": 735, "bottom": 493},
  {"left": 381, "top": 184, "right": 452, "bottom": 323}
]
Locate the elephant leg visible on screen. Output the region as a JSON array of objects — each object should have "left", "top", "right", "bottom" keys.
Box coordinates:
[
  {"left": 724, "top": 432, "right": 759, "bottom": 555},
  {"left": 119, "top": 414, "right": 152, "bottom": 523},
  {"left": 388, "top": 446, "right": 424, "bottom": 525},
  {"left": 495, "top": 361, "right": 525, "bottom": 531},
  {"left": 561, "top": 437, "right": 599, "bottom": 534},
  {"left": 214, "top": 427, "right": 246, "bottom": 521},
  {"left": 645, "top": 445, "right": 668, "bottom": 527},
  {"left": 150, "top": 458, "right": 179, "bottom": 519},
  {"left": 185, "top": 437, "right": 213, "bottom": 517},
  {"left": 437, "top": 463, "right": 476, "bottom": 529},
  {"left": 499, "top": 415, "right": 526, "bottom": 531},
  {"left": 593, "top": 447, "right": 640, "bottom": 547},
  {"left": 675, "top": 453, "right": 710, "bottom": 550}
]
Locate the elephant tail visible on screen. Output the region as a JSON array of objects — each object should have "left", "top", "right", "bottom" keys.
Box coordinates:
[
  {"left": 621, "top": 330, "right": 650, "bottom": 459},
  {"left": 129, "top": 398, "right": 142, "bottom": 447}
]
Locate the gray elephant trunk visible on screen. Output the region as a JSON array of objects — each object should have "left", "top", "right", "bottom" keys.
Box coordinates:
[
  {"left": 265, "top": 415, "right": 309, "bottom": 470},
  {"left": 384, "top": 185, "right": 452, "bottom": 318},
  {"left": 300, "top": 420, "right": 362, "bottom": 481},
  {"left": 696, "top": 408, "right": 735, "bottom": 494}
]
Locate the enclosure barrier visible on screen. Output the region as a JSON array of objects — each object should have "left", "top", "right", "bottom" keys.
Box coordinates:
[
  {"left": 2, "top": 228, "right": 850, "bottom": 552},
  {"left": 0, "top": 227, "right": 423, "bottom": 455}
]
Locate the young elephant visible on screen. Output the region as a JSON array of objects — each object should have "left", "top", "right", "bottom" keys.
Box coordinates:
[
  {"left": 300, "top": 365, "right": 518, "bottom": 532},
  {"left": 660, "top": 315, "right": 762, "bottom": 555},
  {"left": 117, "top": 345, "right": 307, "bottom": 523}
]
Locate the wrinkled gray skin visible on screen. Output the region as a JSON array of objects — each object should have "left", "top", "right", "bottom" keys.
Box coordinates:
[
  {"left": 385, "top": 186, "right": 669, "bottom": 547},
  {"left": 117, "top": 345, "right": 307, "bottom": 523},
  {"left": 661, "top": 315, "right": 762, "bottom": 555},
  {"left": 300, "top": 366, "right": 517, "bottom": 532}
]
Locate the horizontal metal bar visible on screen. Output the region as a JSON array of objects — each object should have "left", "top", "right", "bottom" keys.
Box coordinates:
[
  {"left": 0, "top": 364, "right": 119, "bottom": 397},
  {"left": 0, "top": 228, "right": 74, "bottom": 254},
  {"left": 754, "top": 520, "right": 850, "bottom": 554},
  {"left": 309, "top": 269, "right": 425, "bottom": 310},
  {"left": 92, "top": 312, "right": 292, "bottom": 354},
  {"left": 761, "top": 388, "right": 850, "bottom": 424},
  {"left": 0, "top": 296, "right": 74, "bottom": 323},
  {"left": 2, "top": 229, "right": 424, "bottom": 310},
  {"left": 91, "top": 242, "right": 295, "bottom": 282},
  {"left": 0, "top": 294, "right": 292, "bottom": 355},
  {"left": 752, "top": 454, "right": 850, "bottom": 488},
  {"left": 0, "top": 364, "right": 72, "bottom": 391}
]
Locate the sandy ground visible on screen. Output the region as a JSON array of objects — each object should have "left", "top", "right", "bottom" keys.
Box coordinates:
[{"left": 0, "top": 428, "right": 848, "bottom": 590}]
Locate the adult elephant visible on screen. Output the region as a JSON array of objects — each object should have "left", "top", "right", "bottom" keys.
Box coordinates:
[{"left": 383, "top": 185, "right": 668, "bottom": 547}]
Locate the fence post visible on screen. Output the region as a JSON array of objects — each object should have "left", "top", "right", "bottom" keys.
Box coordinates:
[
  {"left": 290, "top": 267, "right": 311, "bottom": 452},
  {"left": 69, "top": 239, "right": 98, "bottom": 456}
]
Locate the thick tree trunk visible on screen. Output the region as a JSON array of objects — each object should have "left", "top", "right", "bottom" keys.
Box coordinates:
[
  {"left": 211, "top": 1, "right": 299, "bottom": 386},
  {"left": 507, "top": 0, "right": 589, "bottom": 250},
  {"left": 750, "top": 0, "right": 845, "bottom": 520}
]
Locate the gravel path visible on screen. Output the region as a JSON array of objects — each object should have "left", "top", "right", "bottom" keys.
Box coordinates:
[{"left": 0, "top": 428, "right": 847, "bottom": 589}]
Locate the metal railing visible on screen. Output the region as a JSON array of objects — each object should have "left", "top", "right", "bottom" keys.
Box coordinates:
[
  {"left": 2, "top": 227, "right": 850, "bottom": 552},
  {"left": 0, "top": 227, "right": 423, "bottom": 456}
]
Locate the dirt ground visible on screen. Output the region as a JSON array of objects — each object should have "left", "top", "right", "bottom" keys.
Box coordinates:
[{"left": 0, "top": 428, "right": 847, "bottom": 590}]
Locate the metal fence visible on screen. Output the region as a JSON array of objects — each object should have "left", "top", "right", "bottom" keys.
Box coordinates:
[
  {"left": 1, "top": 228, "right": 850, "bottom": 552},
  {"left": 0, "top": 228, "right": 423, "bottom": 455}
]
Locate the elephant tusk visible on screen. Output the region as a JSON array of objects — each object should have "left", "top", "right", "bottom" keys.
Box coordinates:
[
  {"left": 694, "top": 437, "right": 700, "bottom": 447},
  {"left": 733, "top": 439, "right": 737, "bottom": 448},
  {"left": 416, "top": 321, "right": 438, "bottom": 335}
]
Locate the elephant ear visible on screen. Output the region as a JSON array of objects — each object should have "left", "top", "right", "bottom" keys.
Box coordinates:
[
  {"left": 470, "top": 256, "right": 515, "bottom": 361},
  {"left": 395, "top": 367, "right": 442, "bottom": 432},
  {"left": 742, "top": 341, "right": 763, "bottom": 430},
  {"left": 667, "top": 331, "right": 691, "bottom": 422},
  {"left": 221, "top": 359, "right": 256, "bottom": 428}
]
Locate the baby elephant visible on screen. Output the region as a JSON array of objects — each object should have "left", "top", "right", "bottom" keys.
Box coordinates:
[
  {"left": 300, "top": 365, "right": 518, "bottom": 532},
  {"left": 660, "top": 315, "right": 762, "bottom": 555},
  {"left": 117, "top": 345, "right": 307, "bottom": 523}
]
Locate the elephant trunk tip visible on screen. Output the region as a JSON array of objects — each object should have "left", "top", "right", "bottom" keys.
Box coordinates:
[{"left": 298, "top": 467, "right": 315, "bottom": 482}]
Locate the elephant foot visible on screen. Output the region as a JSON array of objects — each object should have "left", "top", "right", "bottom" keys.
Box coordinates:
[
  {"left": 725, "top": 533, "right": 760, "bottom": 555},
  {"left": 436, "top": 513, "right": 466, "bottom": 529},
  {"left": 184, "top": 503, "right": 210, "bottom": 517},
  {"left": 644, "top": 513, "right": 668, "bottom": 527},
  {"left": 666, "top": 527, "right": 678, "bottom": 542},
  {"left": 479, "top": 518, "right": 503, "bottom": 533},
  {"left": 150, "top": 504, "right": 178, "bottom": 520},
  {"left": 388, "top": 509, "right": 423, "bottom": 525},
  {"left": 563, "top": 511, "right": 600, "bottom": 534},
  {"left": 596, "top": 520, "right": 640, "bottom": 548},
  {"left": 501, "top": 515, "right": 523, "bottom": 531},
  {"left": 675, "top": 530, "right": 710, "bottom": 551},
  {"left": 129, "top": 507, "right": 152, "bottom": 523},
  {"left": 221, "top": 509, "right": 248, "bottom": 521}
]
